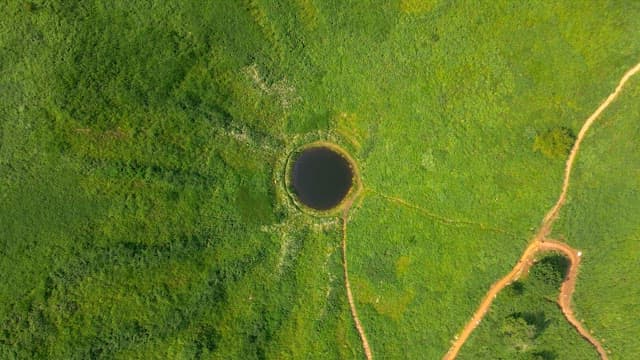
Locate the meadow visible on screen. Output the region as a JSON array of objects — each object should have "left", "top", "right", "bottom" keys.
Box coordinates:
[{"left": 1, "top": 1, "right": 639, "bottom": 359}]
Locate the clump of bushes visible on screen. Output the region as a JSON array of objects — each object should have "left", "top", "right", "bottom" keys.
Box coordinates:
[{"left": 533, "top": 127, "right": 576, "bottom": 159}]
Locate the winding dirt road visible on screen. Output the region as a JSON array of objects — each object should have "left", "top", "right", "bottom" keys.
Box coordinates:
[
  {"left": 540, "top": 240, "right": 608, "bottom": 359},
  {"left": 442, "top": 237, "right": 608, "bottom": 360},
  {"left": 443, "top": 61, "right": 640, "bottom": 360}
]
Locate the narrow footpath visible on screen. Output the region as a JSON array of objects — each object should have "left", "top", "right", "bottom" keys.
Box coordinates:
[{"left": 342, "top": 197, "right": 373, "bottom": 360}]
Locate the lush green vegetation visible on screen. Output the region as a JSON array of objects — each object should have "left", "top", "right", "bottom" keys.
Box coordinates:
[
  {"left": 458, "top": 255, "right": 598, "bottom": 359},
  {"left": 534, "top": 127, "right": 576, "bottom": 160},
  {"left": 553, "top": 77, "right": 640, "bottom": 359},
  {"left": 1, "top": 1, "right": 639, "bottom": 358}
]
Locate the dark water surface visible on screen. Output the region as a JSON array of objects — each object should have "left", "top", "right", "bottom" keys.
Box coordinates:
[{"left": 292, "top": 147, "right": 353, "bottom": 210}]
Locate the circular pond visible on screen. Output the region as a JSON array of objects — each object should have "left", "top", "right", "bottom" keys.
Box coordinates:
[{"left": 291, "top": 146, "right": 354, "bottom": 211}]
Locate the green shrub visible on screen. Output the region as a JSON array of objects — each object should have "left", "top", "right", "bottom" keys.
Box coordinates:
[
  {"left": 533, "top": 127, "right": 576, "bottom": 159},
  {"left": 501, "top": 316, "right": 536, "bottom": 352}
]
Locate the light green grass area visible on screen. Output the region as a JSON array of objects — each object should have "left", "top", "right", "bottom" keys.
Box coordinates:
[
  {"left": 1, "top": 1, "right": 639, "bottom": 358},
  {"left": 553, "top": 77, "right": 640, "bottom": 359}
]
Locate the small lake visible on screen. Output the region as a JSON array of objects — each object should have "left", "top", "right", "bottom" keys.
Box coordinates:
[{"left": 291, "top": 146, "right": 354, "bottom": 210}]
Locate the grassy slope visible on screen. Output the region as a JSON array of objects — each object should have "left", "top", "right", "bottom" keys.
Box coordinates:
[
  {"left": 1, "top": 1, "right": 639, "bottom": 358},
  {"left": 553, "top": 77, "right": 640, "bottom": 359}
]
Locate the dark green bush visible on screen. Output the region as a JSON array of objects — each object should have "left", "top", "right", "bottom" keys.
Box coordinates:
[{"left": 533, "top": 127, "right": 576, "bottom": 159}]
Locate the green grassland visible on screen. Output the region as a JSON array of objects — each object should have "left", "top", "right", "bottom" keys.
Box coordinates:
[
  {"left": 347, "top": 194, "right": 522, "bottom": 358},
  {"left": 1, "top": 1, "right": 640, "bottom": 359},
  {"left": 458, "top": 255, "right": 597, "bottom": 360},
  {"left": 553, "top": 76, "right": 640, "bottom": 359}
]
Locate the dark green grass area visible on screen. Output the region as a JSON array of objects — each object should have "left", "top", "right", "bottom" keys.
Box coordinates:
[
  {"left": 458, "top": 255, "right": 598, "bottom": 360},
  {"left": 553, "top": 78, "right": 640, "bottom": 359},
  {"left": 1, "top": 0, "right": 640, "bottom": 358}
]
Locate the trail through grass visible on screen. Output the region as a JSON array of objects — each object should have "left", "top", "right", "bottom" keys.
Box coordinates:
[{"left": 444, "top": 60, "right": 640, "bottom": 360}]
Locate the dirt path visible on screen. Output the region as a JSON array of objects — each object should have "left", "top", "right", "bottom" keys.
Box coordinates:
[
  {"left": 341, "top": 198, "right": 373, "bottom": 360},
  {"left": 539, "top": 240, "right": 608, "bottom": 359},
  {"left": 443, "top": 61, "right": 640, "bottom": 360},
  {"left": 543, "top": 61, "right": 640, "bottom": 227},
  {"left": 442, "top": 237, "right": 607, "bottom": 360}
]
